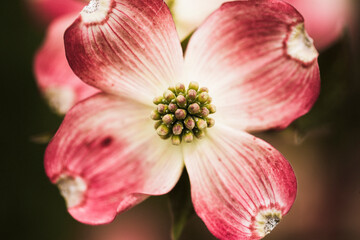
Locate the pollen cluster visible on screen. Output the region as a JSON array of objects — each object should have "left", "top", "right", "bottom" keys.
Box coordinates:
[{"left": 151, "top": 82, "right": 215, "bottom": 145}]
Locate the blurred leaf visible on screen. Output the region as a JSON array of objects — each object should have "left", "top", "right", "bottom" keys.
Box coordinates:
[
  {"left": 29, "top": 131, "right": 56, "bottom": 144},
  {"left": 181, "top": 32, "right": 193, "bottom": 53}
]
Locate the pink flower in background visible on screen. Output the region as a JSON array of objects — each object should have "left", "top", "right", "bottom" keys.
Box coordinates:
[
  {"left": 45, "top": 0, "right": 320, "bottom": 239},
  {"left": 28, "top": 0, "right": 99, "bottom": 114},
  {"left": 26, "top": 0, "right": 84, "bottom": 25},
  {"left": 170, "top": 0, "right": 351, "bottom": 50},
  {"left": 78, "top": 199, "right": 171, "bottom": 240},
  {"left": 285, "top": 0, "right": 350, "bottom": 50}
]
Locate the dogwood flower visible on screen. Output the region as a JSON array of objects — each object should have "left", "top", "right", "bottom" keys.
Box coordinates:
[
  {"left": 45, "top": 0, "right": 320, "bottom": 239},
  {"left": 170, "top": 0, "right": 351, "bottom": 50},
  {"left": 29, "top": 0, "right": 98, "bottom": 114}
]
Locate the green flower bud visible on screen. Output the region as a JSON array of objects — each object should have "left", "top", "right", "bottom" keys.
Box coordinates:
[
  {"left": 175, "top": 109, "right": 187, "bottom": 120},
  {"left": 188, "top": 103, "right": 200, "bottom": 115},
  {"left": 150, "top": 110, "right": 161, "bottom": 120},
  {"left": 184, "top": 116, "right": 195, "bottom": 130},
  {"left": 171, "top": 135, "right": 182, "bottom": 145},
  {"left": 183, "top": 130, "right": 194, "bottom": 143},
  {"left": 188, "top": 81, "right": 199, "bottom": 91},
  {"left": 156, "top": 124, "right": 170, "bottom": 136},
  {"left": 172, "top": 121, "right": 184, "bottom": 135}
]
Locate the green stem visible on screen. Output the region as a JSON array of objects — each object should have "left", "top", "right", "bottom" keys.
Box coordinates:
[{"left": 168, "top": 170, "right": 194, "bottom": 240}]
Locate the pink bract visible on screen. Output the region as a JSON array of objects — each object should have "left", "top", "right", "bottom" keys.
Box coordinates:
[
  {"left": 45, "top": 0, "right": 320, "bottom": 239},
  {"left": 170, "top": 0, "right": 350, "bottom": 50},
  {"left": 31, "top": 0, "right": 98, "bottom": 114}
]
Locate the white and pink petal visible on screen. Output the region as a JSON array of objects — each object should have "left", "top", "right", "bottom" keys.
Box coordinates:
[
  {"left": 35, "top": 13, "right": 99, "bottom": 114},
  {"left": 184, "top": 0, "right": 320, "bottom": 132},
  {"left": 64, "top": 0, "right": 183, "bottom": 105},
  {"left": 45, "top": 93, "right": 184, "bottom": 224},
  {"left": 183, "top": 126, "right": 297, "bottom": 239}
]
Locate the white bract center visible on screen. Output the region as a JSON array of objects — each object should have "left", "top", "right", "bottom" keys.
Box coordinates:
[
  {"left": 253, "top": 209, "right": 282, "bottom": 237},
  {"left": 286, "top": 23, "right": 318, "bottom": 64},
  {"left": 44, "top": 87, "right": 75, "bottom": 115},
  {"left": 56, "top": 175, "right": 87, "bottom": 208},
  {"left": 81, "top": 0, "right": 112, "bottom": 24}
]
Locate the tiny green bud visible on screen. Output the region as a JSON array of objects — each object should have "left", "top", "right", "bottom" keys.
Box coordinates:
[
  {"left": 163, "top": 90, "right": 175, "bottom": 102},
  {"left": 207, "top": 96, "right": 212, "bottom": 104},
  {"left": 172, "top": 121, "right": 184, "bottom": 135},
  {"left": 154, "top": 120, "right": 162, "bottom": 129},
  {"left": 184, "top": 116, "right": 195, "bottom": 130},
  {"left": 206, "top": 118, "right": 215, "bottom": 128},
  {"left": 156, "top": 124, "right": 170, "bottom": 136},
  {"left": 195, "top": 117, "right": 207, "bottom": 130},
  {"left": 168, "top": 103, "right": 178, "bottom": 113},
  {"left": 176, "top": 95, "right": 187, "bottom": 108},
  {"left": 194, "top": 129, "right": 205, "bottom": 139},
  {"left": 206, "top": 104, "right": 216, "bottom": 113},
  {"left": 188, "top": 81, "right": 199, "bottom": 91},
  {"left": 187, "top": 89, "right": 197, "bottom": 102},
  {"left": 168, "top": 86, "right": 176, "bottom": 92},
  {"left": 188, "top": 103, "right": 200, "bottom": 115},
  {"left": 200, "top": 107, "right": 210, "bottom": 118},
  {"left": 157, "top": 104, "right": 168, "bottom": 114},
  {"left": 150, "top": 110, "right": 161, "bottom": 120},
  {"left": 197, "top": 92, "right": 209, "bottom": 104},
  {"left": 175, "top": 83, "right": 186, "bottom": 94},
  {"left": 175, "top": 109, "right": 187, "bottom": 120},
  {"left": 183, "top": 130, "right": 194, "bottom": 143},
  {"left": 171, "top": 135, "right": 182, "bottom": 145},
  {"left": 153, "top": 96, "right": 164, "bottom": 105},
  {"left": 162, "top": 114, "right": 174, "bottom": 125},
  {"left": 199, "top": 87, "right": 209, "bottom": 93}
]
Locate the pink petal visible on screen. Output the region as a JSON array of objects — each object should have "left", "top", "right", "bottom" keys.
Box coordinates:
[
  {"left": 45, "top": 93, "right": 184, "bottom": 224},
  {"left": 26, "top": 0, "right": 85, "bottom": 25},
  {"left": 184, "top": 126, "right": 297, "bottom": 239},
  {"left": 64, "top": 0, "right": 183, "bottom": 105},
  {"left": 285, "top": 0, "right": 350, "bottom": 50},
  {"left": 170, "top": 0, "right": 350, "bottom": 49},
  {"left": 35, "top": 14, "right": 99, "bottom": 114},
  {"left": 184, "top": 0, "right": 320, "bottom": 132}
]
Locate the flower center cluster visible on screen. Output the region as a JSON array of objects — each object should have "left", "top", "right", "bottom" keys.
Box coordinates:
[{"left": 151, "top": 82, "right": 216, "bottom": 145}]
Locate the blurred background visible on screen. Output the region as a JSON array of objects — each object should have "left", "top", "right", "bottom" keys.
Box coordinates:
[{"left": 1, "top": 0, "right": 360, "bottom": 239}]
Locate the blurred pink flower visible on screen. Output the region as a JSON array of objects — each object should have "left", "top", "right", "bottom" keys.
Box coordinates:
[
  {"left": 286, "top": 0, "right": 351, "bottom": 50},
  {"left": 170, "top": 0, "right": 351, "bottom": 50},
  {"left": 28, "top": 0, "right": 98, "bottom": 114},
  {"left": 79, "top": 199, "right": 171, "bottom": 240},
  {"left": 26, "top": 0, "right": 84, "bottom": 25},
  {"left": 45, "top": 0, "right": 320, "bottom": 239}
]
